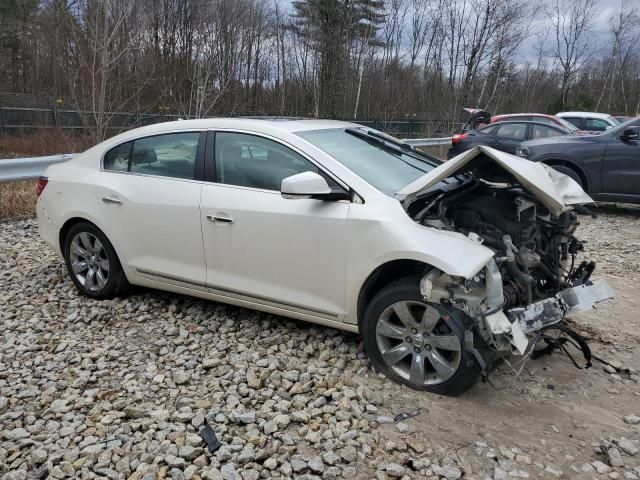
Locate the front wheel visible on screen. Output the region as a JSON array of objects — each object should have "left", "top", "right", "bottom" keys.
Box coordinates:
[
  {"left": 549, "top": 164, "right": 584, "bottom": 190},
  {"left": 362, "top": 276, "right": 479, "bottom": 396},
  {"left": 63, "top": 222, "right": 129, "bottom": 299}
]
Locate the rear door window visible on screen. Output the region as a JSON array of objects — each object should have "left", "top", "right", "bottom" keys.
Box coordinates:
[
  {"left": 495, "top": 123, "right": 527, "bottom": 140},
  {"left": 130, "top": 133, "right": 200, "bottom": 179},
  {"left": 531, "top": 124, "right": 565, "bottom": 139},
  {"left": 585, "top": 118, "right": 610, "bottom": 132},
  {"left": 477, "top": 125, "right": 497, "bottom": 134},
  {"left": 563, "top": 117, "right": 583, "bottom": 129}
]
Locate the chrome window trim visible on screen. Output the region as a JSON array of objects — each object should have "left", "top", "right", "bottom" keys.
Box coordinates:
[
  {"left": 100, "top": 129, "right": 203, "bottom": 176},
  {"left": 206, "top": 128, "right": 353, "bottom": 194}
]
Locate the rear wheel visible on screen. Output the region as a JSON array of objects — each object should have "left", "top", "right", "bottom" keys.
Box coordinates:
[
  {"left": 63, "top": 222, "right": 129, "bottom": 299},
  {"left": 362, "top": 276, "right": 479, "bottom": 396},
  {"left": 549, "top": 164, "right": 584, "bottom": 190}
]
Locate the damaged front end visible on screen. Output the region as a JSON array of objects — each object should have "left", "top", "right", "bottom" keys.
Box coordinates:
[{"left": 397, "top": 146, "right": 614, "bottom": 374}]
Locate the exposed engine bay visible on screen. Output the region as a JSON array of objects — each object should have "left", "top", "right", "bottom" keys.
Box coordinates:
[
  {"left": 399, "top": 148, "right": 614, "bottom": 366},
  {"left": 409, "top": 177, "right": 592, "bottom": 310}
]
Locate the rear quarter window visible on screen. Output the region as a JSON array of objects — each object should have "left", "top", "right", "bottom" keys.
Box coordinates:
[{"left": 103, "top": 142, "right": 131, "bottom": 172}]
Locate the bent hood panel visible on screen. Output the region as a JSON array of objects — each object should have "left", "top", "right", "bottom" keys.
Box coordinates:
[{"left": 397, "top": 146, "right": 593, "bottom": 216}]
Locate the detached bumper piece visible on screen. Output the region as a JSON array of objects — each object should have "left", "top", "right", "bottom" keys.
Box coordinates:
[{"left": 507, "top": 279, "right": 614, "bottom": 334}]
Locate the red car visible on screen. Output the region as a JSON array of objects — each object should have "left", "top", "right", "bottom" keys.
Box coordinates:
[
  {"left": 461, "top": 109, "right": 584, "bottom": 135},
  {"left": 492, "top": 113, "right": 582, "bottom": 134}
]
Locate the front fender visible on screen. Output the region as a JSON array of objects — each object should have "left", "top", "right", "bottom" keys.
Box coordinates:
[{"left": 345, "top": 208, "right": 495, "bottom": 324}]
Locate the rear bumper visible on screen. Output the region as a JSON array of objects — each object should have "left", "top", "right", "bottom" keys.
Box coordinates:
[
  {"left": 36, "top": 199, "right": 62, "bottom": 258},
  {"left": 507, "top": 279, "right": 614, "bottom": 334}
]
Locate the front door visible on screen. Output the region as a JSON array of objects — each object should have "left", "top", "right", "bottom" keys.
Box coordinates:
[
  {"left": 601, "top": 121, "right": 640, "bottom": 196},
  {"left": 98, "top": 131, "right": 206, "bottom": 283},
  {"left": 200, "top": 131, "right": 350, "bottom": 318}
]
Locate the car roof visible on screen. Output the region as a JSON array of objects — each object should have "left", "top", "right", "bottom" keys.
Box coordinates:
[
  {"left": 143, "top": 117, "right": 351, "bottom": 133},
  {"left": 481, "top": 120, "right": 566, "bottom": 129},
  {"left": 103, "top": 118, "right": 356, "bottom": 146},
  {"left": 494, "top": 113, "right": 554, "bottom": 118},
  {"left": 556, "top": 111, "right": 615, "bottom": 120}
]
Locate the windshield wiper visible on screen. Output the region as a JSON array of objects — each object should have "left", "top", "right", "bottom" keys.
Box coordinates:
[
  {"left": 345, "top": 127, "right": 404, "bottom": 155},
  {"left": 346, "top": 127, "right": 439, "bottom": 165},
  {"left": 345, "top": 128, "right": 433, "bottom": 174}
]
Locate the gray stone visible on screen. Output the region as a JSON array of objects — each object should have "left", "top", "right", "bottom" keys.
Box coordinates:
[
  {"left": 617, "top": 438, "right": 639, "bottom": 456},
  {"left": 30, "top": 448, "right": 48, "bottom": 465},
  {"left": 386, "top": 463, "right": 405, "bottom": 477},
  {"left": 624, "top": 415, "right": 640, "bottom": 425},
  {"left": 230, "top": 410, "right": 256, "bottom": 424},
  {"left": 220, "top": 464, "right": 241, "bottom": 480},
  {"left": 290, "top": 454, "right": 308, "bottom": 472},
  {"left": 238, "top": 443, "right": 255, "bottom": 464},
  {"left": 432, "top": 464, "right": 463, "bottom": 480},
  {"left": 308, "top": 456, "right": 324, "bottom": 473},
  {"left": 607, "top": 446, "right": 625, "bottom": 468},
  {"left": 7, "top": 427, "right": 30, "bottom": 440}
]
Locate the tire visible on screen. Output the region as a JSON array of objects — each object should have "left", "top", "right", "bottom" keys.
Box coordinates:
[
  {"left": 362, "top": 276, "right": 479, "bottom": 396},
  {"left": 63, "top": 222, "right": 129, "bottom": 299},
  {"left": 549, "top": 164, "right": 584, "bottom": 190}
]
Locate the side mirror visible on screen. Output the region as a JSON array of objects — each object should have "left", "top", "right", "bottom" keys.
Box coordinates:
[
  {"left": 281, "top": 171, "right": 331, "bottom": 198},
  {"left": 621, "top": 126, "right": 640, "bottom": 141}
]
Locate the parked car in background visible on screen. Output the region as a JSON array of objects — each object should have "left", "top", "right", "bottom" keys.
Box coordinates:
[
  {"left": 613, "top": 115, "right": 632, "bottom": 123},
  {"left": 36, "top": 118, "right": 610, "bottom": 395},
  {"left": 556, "top": 112, "right": 619, "bottom": 133},
  {"left": 517, "top": 116, "right": 640, "bottom": 203},
  {"left": 460, "top": 109, "right": 583, "bottom": 135},
  {"left": 492, "top": 113, "right": 581, "bottom": 133},
  {"left": 449, "top": 120, "right": 572, "bottom": 158}
]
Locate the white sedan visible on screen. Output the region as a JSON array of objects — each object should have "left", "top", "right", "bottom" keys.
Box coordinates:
[{"left": 37, "top": 118, "right": 611, "bottom": 395}]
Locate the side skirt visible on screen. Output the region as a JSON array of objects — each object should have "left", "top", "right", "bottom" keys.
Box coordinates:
[{"left": 133, "top": 268, "right": 358, "bottom": 333}]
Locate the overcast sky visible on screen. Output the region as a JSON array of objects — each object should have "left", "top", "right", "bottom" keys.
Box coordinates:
[
  {"left": 282, "top": 0, "right": 629, "bottom": 64},
  {"left": 518, "top": 0, "right": 630, "bottom": 64}
]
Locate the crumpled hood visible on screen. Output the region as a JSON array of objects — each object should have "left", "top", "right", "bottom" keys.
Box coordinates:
[{"left": 397, "top": 145, "right": 594, "bottom": 216}]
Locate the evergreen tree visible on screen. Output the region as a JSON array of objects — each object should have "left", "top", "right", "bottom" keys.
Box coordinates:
[{"left": 290, "top": 0, "right": 385, "bottom": 117}]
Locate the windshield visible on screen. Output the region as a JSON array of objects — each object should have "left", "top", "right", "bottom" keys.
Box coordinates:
[
  {"left": 609, "top": 115, "right": 640, "bottom": 135},
  {"left": 555, "top": 117, "right": 580, "bottom": 133},
  {"left": 297, "top": 128, "right": 438, "bottom": 194}
]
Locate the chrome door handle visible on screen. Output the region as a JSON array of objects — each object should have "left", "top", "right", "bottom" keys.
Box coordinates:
[
  {"left": 102, "top": 197, "right": 123, "bottom": 205},
  {"left": 207, "top": 214, "right": 233, "bottom": 224}
]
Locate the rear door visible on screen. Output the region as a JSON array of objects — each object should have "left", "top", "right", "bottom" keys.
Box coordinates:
[
  {"left": 98, "top": 131, "right": 207, "bottom": 283},
  {"left": 529, "top": 124, "right": 567, "bottom": 141},
  {"left": 492, "top": 122, "right": 528, "bottom": 153}
]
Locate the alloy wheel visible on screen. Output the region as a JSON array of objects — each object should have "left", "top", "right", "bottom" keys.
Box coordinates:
[
  {"left": 68, "top": 232, "right": 110, "bottom": 292},
  {"left": 375, "top": 300, "right": 462, "bottom": 386}
]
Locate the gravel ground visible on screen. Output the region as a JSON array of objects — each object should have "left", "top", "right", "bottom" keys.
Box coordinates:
[{"left": 1, "top": 208, "right": 640, "bottom": 480}]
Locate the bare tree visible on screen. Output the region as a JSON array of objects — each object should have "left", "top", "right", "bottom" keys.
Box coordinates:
[{"left": 548, "top": 0, "right": 597, "bottom": 109}]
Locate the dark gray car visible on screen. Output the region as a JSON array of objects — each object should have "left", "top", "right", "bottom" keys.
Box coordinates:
[
  {"left": 448, "top": 121, "right": 571, "bottom": 158},
  {"left": 517, "top": 117, "right": 640, "bottom": 204}
]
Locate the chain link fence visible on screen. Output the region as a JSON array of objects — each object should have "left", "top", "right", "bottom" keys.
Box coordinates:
[{"left": 0, "top": 92, "right": 463, "bottom": 138}]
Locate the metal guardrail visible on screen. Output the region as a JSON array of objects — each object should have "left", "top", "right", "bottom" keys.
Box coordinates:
[
  {"left": 405, "top": 137, "right": 452, "bottom": 147},
  {"left": 0, "top": 154, "right": 76, "bottom": 183},
  {"left": 0, "top": 136, "right": 451, "bottom": 183}
]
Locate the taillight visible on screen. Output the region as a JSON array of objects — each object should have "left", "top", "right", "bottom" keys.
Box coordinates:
[
  {"left": 452, "top": 133, "right": 468, "bottom": 144},
  {"left": 36, "top": 176, "right": 49, "bottom": 197}
]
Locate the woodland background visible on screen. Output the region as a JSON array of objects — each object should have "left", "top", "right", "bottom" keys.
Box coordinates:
[{"left": 1, "top": 0, "right": 640, "bottom": 140}]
